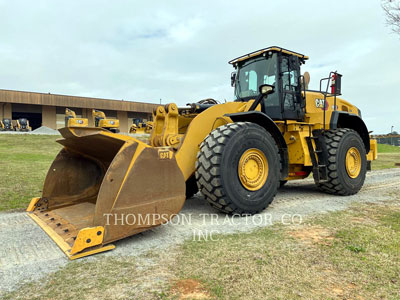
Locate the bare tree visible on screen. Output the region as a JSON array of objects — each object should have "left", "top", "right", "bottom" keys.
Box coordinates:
[{"left": 382, "top": 0, "right": 400, "bottom": 35}]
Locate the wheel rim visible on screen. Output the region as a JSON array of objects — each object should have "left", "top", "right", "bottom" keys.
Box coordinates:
[
  {"left": 238, "top": 148, "right": 268, "bottom": 191},
  {"left": 345, "top": 147, "right": 361, "bottom": 178}
]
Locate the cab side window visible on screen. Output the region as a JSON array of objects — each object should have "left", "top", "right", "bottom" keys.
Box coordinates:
[
  {"left": 263, "top": 53, "right": 279, "bottom": 107},
  {"left": 248, "top": 70, "right": 258, "bottom": 93},
  {"left": 281, "top": 57, "right": 299, "bottom": 110}
]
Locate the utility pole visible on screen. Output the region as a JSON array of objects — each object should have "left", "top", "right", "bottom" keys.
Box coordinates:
[
  {"left": 160, "top": 99, "right": 162, "bottom": 104},
  {"left": 391, "top": 126, "right": 394, "bottom": 146}
]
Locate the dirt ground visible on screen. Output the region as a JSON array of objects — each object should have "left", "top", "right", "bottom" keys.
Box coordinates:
[{"left": 0, "top": 168, "right": 399, "bottom": 296}]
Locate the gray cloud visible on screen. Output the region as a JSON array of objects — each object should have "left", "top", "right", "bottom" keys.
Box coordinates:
[{"left": 0, "top": 0, "right": 398, "bottom": 133}]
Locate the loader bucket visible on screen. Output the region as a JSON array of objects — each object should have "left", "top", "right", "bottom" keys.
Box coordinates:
[{"left": 27, "top": 127, "right": 185, "bottom": 259}]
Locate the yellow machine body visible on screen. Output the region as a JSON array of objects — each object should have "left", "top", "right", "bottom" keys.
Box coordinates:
[
  {"left": 65, "top": 108, "right": 88, "bottom": 127},
  {"left": 28, "top": 46, "right": 377, "bottom": 259},
  {"left": 92, "top": 109, "right": 120, "bottom": 131}
]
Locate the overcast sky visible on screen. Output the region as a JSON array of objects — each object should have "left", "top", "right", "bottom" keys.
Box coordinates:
[{"left": 0, "top": 0, "right": 398, "bottom": 133}]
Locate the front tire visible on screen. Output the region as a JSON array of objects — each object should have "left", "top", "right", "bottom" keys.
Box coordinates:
[
  {"left": 316, "top": 129, "right": 367, "bottom": 195},
  {"left": 195, "top": 122, "right": 280, "bottom": 215}
]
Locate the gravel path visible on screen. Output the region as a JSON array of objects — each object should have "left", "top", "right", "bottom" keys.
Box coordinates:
[
  {"left": 0, "top": 126, "right": 60, "bottom": 135},
  {"left": 1, "top": 168, "right": 399, "bottom": 295}
]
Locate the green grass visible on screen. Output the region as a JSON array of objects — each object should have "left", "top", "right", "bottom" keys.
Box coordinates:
[
  {"left": 2, "top": 257, "right": 140, "bottom": 300},
  {"left": 173, "top": 202, "right": 400, "bottom": 299},
  {"left": 371, "top": 143, "right": 400, "bottom": 170},
  {"left": 0, "top": 134, "right": 61, "bottom": 211},
  {"left": 377, "top": 143, "right": 400, "bottom": 153},
  {"left": 2, "top": 252, "right": 176, "bottom": 300},
  {"left": 372, "top": 152, "right": 400, "bottom": 170}
]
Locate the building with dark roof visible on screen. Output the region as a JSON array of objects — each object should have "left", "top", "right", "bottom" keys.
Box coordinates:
[{"left": 0, "top": 89, "right": 158, "bottom": 132}]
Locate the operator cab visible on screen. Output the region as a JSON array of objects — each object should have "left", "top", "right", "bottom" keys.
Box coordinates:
[
  {"left": 93, "top": 110, "right": 104, "bottom": 127},
  {"left": 18, "top": 118, "right": 28, "bottom": 128},
  {"left": 230, "top": 46, "right": 308, "bottom": 121},
  {"left": 3, "top": 118, "right": 12, "bottom": 129}
]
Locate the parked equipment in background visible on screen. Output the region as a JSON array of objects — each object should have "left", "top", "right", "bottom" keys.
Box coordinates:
[
  {"left": 65, "top": 108, "right": 88, "bottom": 127},
  {"left": 27, "top": 46, "right": 377, "bottom": 259},
  {"left": 129, "top": 119, "right": 153, "bottom": 134},
  {"left": 92, "top": 109, "right": 120, "bottom": 133},
  {"left": 129, "top": 123, "right": 139, "bottom": 134},
  {"left": 0, "top": 118, "right": 13, "bottom": 131},
  {"left": 145, "top": 121, "right": 153, "bottom": 133},
  {"left": 15, "top": 118, "right": 31, "bottom": 132}
]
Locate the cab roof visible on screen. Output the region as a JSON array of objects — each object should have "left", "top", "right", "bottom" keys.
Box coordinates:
[{"left": 228, "top": 46, "right": 309, "bottom": 65}]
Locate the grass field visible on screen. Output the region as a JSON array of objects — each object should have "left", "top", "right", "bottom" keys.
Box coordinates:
[
  {"left": 0, "top": 135, "right": 398, "bottom": 212},
  {"left": 378, "top": 143, "right": 400, "bottom": 153},
  {"left": 0, "top": 134, "right": 61, "bottom": 211},
  {"left": 174, "top": 201, "right": 400, "bottom": 299},
  {"left": 373, "top": 144, "right": 400, "bottom": 170},
  {"left": 4, "top": 200, "right": 400, "bottom": 299}
]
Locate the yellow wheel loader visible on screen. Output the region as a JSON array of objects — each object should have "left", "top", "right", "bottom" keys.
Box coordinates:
[
  {"left": 65, "top": 108, "right": 89, "bottom": 127},
  {"left": 15, "top": 118, "right": 31, "bottom": 131},
  {"left": 92, "top": 109, "right": 120, "bottom": 133},
  {"left": 0, "top": 118, "right": 13, "bottom": 131},
  {"left": 27, "top": 46, "right": 377, "bottom": 259}
]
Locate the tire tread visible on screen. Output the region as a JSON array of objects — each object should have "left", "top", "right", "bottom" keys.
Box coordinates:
[
  {"left": 316, "top": 128, "right": 366, "bottom": 195},
  {"left": 195, "top": 122, "right": 279, "bottom": 215}
]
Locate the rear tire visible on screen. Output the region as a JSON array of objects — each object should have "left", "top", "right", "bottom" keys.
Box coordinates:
[
  {"left": 316, "top": 129, "right": 367, "bottom": 195},
  {"left": 195, "top": 122, "right": 280, "bottom": 215}
]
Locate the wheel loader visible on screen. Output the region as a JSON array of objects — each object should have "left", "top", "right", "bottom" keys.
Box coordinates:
[
  {"left": 92, "top": 109, "right": 120, "bottom": 133},
  {"left": 0, "top": 118, "right": 13, "bottom": 131},
  {"left": 27, "top": 46, "right": 377, "bottom": 259},
  {"left": 65, "top": 108, "right": 89, "bottom": 127},
  {"left": 15, "top": 118, "right": 31, "bottom": 131}
]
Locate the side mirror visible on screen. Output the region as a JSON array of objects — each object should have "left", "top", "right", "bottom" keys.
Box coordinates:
[
  {"left": 231, "top": 72, "right": 236, "bottom": 87},
  {"left": 259, "top": 84, "right": 275, "bottom": 95},
  {"left": 247, "top": 84, "right": 275, "bottom": 112}
]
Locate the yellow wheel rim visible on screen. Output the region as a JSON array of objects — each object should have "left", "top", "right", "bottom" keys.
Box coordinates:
[
  {"left": 238, "top": 148, "right": 268, "bottom": 191},
  {"left": 345, "top": 147, "right": 361, "bottom": 178}
]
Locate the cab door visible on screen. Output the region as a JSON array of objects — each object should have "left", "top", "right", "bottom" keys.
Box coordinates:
[{"left": 279, "top": 55, "right": 304, "bottom": 121}]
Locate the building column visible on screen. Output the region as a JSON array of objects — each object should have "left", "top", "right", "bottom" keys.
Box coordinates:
[
  {"left": 117, "top": 111, "right": 128, "bottom": 133},
  {"left": 84, "top": 108, "right": 94, "bottom": 126},
  {"left": 42, "top": 105, "right": 56, "bottom": 129},
  {"left": 4, "top": 103, "right": 12, "bottom": 119}
]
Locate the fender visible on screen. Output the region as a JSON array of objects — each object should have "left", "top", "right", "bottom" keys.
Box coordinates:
[
  {"left": 226, "top": 111, "right": 289, "bottom": 180},
  {"left": 330, "top": 111, "right": 370, "bottom": 153}
]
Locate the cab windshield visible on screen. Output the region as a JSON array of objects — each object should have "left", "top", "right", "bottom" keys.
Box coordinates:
[{"left": 234, "top": 54, "right": 277, "bottom": 100}]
